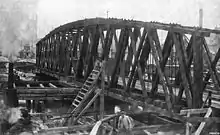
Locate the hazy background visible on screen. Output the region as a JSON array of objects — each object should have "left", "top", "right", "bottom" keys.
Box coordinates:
[
  {"left": 37, "top": 0, "right": 220, "bottom": 37},
  {"left": 0, "top": 0, "right": 220, "bottom": 60}
]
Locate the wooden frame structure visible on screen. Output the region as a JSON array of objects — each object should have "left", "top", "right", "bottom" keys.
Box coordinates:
[{"left": 36, "top": 18, "right": 220, "bottom": 115}]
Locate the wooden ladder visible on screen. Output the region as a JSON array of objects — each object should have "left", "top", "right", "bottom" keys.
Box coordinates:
[{"left": 64, "top": 61, "right": 103, "bottom": 125}]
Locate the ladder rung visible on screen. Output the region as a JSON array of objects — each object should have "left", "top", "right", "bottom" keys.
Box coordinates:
[
  {"left": 75, "top": 99, "right": 81, "bottom": 103},
  {"left": 84, "top": 84, "right": 90, "bottom": 88},
  {"left": 77, "top": 95, "right": 84, "bottom": 99},
  {"left": 85, "top": 80, "right": 93, "bottom": 84},
  {"left": 77, "top": 120, "right": 84, "bottom": 125},
  {"left": 72, "top": 102, "right": 78, "bottom": 107},
  {"left": 81, "top": 88, "right": 88, "bottom": 92},
  {"left": 79, "top": 92, "right": 85, "bottom": 96},
  {"left": 92, "top": 70, "right": 99, "bottom": 73}
]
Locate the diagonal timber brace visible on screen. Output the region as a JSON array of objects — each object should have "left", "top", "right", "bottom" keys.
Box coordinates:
[{"left": 148, "top": 29, "right": 173, "bottom": 113}]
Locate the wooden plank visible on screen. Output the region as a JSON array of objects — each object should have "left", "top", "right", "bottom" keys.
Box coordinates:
[
  {"left": 76, "top": 28, "right": 89, "bottom": 78},
  {"left": 125, "top": 43, "right": 133, "bottom": 76},
  {"left": 151, "top": 29, "right": 163, "bottom": 60},
  {"left": 133, "top": 123, "right": 184, "bottom": 133},
  {"left": 128, "top": 29, "right": 148, "bottom": 97},
  {"left": 17, "top": 88, "right": 80, "bottom": 94},
  {"left": 109, "top": 28, "right": 128, "bottom": 87},
  {"left": 116, "top": 29, "right": 129, "bottom": 89},
  {"left": 176, "top": 37, "right": 193, "bottom": 103},
  {"left": 13, "top": 83, "right": 16, "bottom": 88},
  {"left": 51, "top": 35, "right": 55, "bottom": 71},
  {"left": 173, "top": 33, "right": 192, "bottom": 108},
  {"left": 72, "top": 30, "right": 80, "bottom": 58},
  {"left": 136, "top": 62, "right": 147, "bottom": 97},
  {"left": 194, "top": 107, "right": 212, "bottom": 135},
  {"left": 19, "top": 97, "right": 73, "bottom": 100},
  {"left": 203, "top": 48, "right": 220, "bottom": 90},
  {"left": 26, "top": 84, "right": 31, "bottom": 111},
  {"left": 113, "top": 29, "right": 118, "bottom": 52},
  {"left": 101, "top": 27, "right": 111, "bottom": 60},
  {"left": 180, "top": 108, "right": 209, "bottom": 115},
  {"left": 36, "top": 124, "right": 94, "bottom": 134},
  {"left": 86, "top": 27, "right": 100, "bottom": 78},
  {"left": 186, "top": 112, "right": 191, "bottom": 135},
  {"left": 151, "top": 32, "right": 174, "bottom": 96},
  {"left": 65, "top": 32, "right": 71, "bottom": 76},
  {"left": 84, "top": 29, "right": 96, "bottom": 78},
  {"left": 126, "top": 28, "right": 147, "bottom": 93},
  {"left": 186, "top": 116, "right": 220, "bottom": 123},
  {"left": 148, "top": 29, "right": 173, "bottom": 112},
  {"left": 55, "top": 34, "right": 60, "bottom": 71},
  {"left": 135, "top": 35, "right": 151, "bottom": 96},
  {"left": 72, "top": 89, "right": 102, "bottom": 124},
  {"left": 39, "top": 84, "right": 45, "bottom": 88},
  {"left": 26, "top": 84, "right": 30, "bottom": 88},
  {"left": 129, "top": 28, "right": 141, "bottom": 88},
  {"left": 100, "top": 61, "right": 106, "bottom": 119},
  {"left": 120, "top": 62, "right": 127, "bottom": 90},
  {"left": 203, "top": 38, "right": 220, "bottom": 91},
  {"left": 59, "top": 33, "right": 65, "bottom": 73},
  {"left": 49, "top": 83, "right": 57, "bottom": 88}
]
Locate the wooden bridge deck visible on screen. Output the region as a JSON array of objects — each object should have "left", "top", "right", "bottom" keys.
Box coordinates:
[{"left": 116, "top": 77, "right": 220, "bottom": 108}]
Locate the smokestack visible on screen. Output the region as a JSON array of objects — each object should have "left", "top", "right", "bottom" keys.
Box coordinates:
[{"left": 199, "top": 8, "right": 203, "bottom": 27}]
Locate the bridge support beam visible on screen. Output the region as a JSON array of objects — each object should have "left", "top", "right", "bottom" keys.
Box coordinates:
[{"left": 192, "top": 35, "right": 203, "bottom": 108}]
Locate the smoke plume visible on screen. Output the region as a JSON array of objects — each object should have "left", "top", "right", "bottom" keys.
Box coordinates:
[{"left": 0, "top": 0, "right": 38, "bottom": 62}]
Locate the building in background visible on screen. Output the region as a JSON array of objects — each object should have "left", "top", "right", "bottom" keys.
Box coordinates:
[{"left": 0, "top": 0, "right": 38, "bottom": 60}]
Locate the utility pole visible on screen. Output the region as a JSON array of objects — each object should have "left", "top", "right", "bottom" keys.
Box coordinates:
[
  {"left": 106, "top": 10, "right": 109, "bottom": 18},
  {"left": 199, "top": 8, "right": 203, "bottom": 27}
]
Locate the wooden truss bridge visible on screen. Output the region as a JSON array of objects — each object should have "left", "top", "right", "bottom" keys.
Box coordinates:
[{"left": 6, "top": 18, "right": 220, "bottom": 134}]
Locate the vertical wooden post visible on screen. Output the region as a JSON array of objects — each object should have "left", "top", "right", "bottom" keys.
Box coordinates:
[
  {"left": 32, "top": 100, "right": 35, "bottom": 113},
  {"left": 208, "top": 92, "right": 212, "bottom": 107},
  {"left": 110, "top": 28, "right": 128, "bottom": 88},
  {"left": 173, "top": 33, "right": 192, "bottom": 108},
  {"left": 127, "top": 28, "right": 147, "bottom": 93},
  {"left": 4, "top": 62, "right": 18, "bottom": 107},
  {"left": 26, "top": 100, "right": 31, "bottom": 111},
  {"left": 8, "top": 63, "right": 14, "bottom": 88},
  {"left": 193, "top": 35, "right": 203, "bottom": 108},
  {"left": 76, "top": 28, "right": 89, "bottom": 78},
  {"left": 93, "top": 99, "right": 99, "bottom": 121},
  {"left": 185, "top": 112, "right": 191, "bottom": 135},
  {"left": 100, "top": 61, "right": 105, "bottom": 119},
  {"left": 151, "top": 32, "right": 174, "bottom": 96}
]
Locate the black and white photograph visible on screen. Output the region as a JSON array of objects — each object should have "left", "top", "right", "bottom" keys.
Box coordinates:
[{"left": 0, "top": 0, "right": 220, "bottom": 134}]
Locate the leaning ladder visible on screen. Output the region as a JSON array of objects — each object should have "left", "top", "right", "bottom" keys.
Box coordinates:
[{"left": 64, "top": 61, "right": 103, "bottom": 125}]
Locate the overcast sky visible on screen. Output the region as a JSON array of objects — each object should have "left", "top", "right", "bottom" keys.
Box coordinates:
[{"left": 35, "top": 0, "right": 219, "bottom": 37}]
